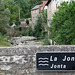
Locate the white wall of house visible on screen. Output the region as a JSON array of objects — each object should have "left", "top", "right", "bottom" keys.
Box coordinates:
[
  {"left": 44, "top": 6, "right": 47, "bottom": 10},
  {"left": 47, "top": 0, "right": 72, "bottom": 27},
  {"left": 47, "top": 0, "right": 57, "bottom": 27},
  {"left": 31, "top": 9, "right": 39, "bottom": 24}
]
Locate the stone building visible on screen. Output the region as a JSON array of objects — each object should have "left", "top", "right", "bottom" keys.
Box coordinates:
[
  {"left": 31, "top": 0, "right": 48, "bottom": 29},
  {"left": 31, "top": 4, "right": 43, "bottom": 29}
]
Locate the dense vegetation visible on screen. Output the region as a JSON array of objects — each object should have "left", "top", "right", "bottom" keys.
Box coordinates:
[
  {"left": 0, "top": 0, "right": 11, "bottom": 46},
  {"left": 1, "top": 0, "right": 75, "bottom": 46},
  {"left": 6, "top": 0, "right": 42, "bottom": 25},
  {"left": 0, "top": 35, "right": 11, "bottom": 47},
  {"left": 0, "top": 0, "right": 10, "bottom": 35},
  {"left": 26, "top": 10, "right": 48, "bottom": 39},
  {"left": 50, "top": 1, "right": 75, "bottom": 45}
]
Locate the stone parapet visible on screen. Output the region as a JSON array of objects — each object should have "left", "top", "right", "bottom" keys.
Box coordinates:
[{"left": 0, "top": 45, "right": 75, "bottom": 75}]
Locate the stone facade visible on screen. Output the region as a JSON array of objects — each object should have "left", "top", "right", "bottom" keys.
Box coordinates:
[
  {"left": 31, "top": 8, "right": 39, "bottom": 24},
  {"left": 0, "top": 45, "right": 75, "bottom": 75},
  {"left": 31, "top": 5, "right": 43, "bottom": 29}
]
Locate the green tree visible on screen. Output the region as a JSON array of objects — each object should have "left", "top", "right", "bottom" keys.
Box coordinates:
[
  {"left": 6, "top": 0, "right": 19, "bottom": 24},
  {"left": 0, "top": 0, "right": 10, "bottom": 35},
  {"left": 33, "top": 10, "right": 47, "bottom": 39},
  {"left": 27, "top": 26, "right": 33, "bottom": 36},
  {"left": 5, "top": 0, "right": 42, "bottom": 21},
  {"left": 50, "top": 1, "right": 75, "bottom": 45},
  {"left": 34, "top": 16, "right": 43, "bottom": 38},
  {"left": 42, "top": 10, "right": 47, "bottom": 24}
]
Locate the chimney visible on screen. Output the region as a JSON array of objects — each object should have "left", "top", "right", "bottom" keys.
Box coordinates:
[{"left": 39, "top": 6, "right": 41, "bottom": 12}]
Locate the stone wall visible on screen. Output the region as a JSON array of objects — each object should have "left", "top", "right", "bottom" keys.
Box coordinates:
[{"left": 0, "top": 45, "right": 75, "bottom": 75}]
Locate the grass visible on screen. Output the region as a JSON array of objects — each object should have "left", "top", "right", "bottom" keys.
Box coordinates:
[
  {"left": 42, "top": 38, "right": 51, "bottom": 45},
  {"left": 0, "top": 36, "right": 11, "bottom": 47},
  {"left": 0, "top": 40, "right": 11, "bottom": 47}
]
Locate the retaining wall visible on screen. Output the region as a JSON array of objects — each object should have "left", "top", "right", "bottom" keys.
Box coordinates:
[{"left": 0, "top": 45, "right": 75, "bottom": 75}]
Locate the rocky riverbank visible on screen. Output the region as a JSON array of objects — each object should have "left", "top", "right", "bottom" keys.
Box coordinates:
[{"left": 10, "top": 36, "right": 43, "bottom": 46}]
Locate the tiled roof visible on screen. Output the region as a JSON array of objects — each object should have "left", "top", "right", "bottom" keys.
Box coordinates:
[
  {"left": 43, "top": 1, "right": 48, "bottom": 8},
  {"left": 31, "top": 5, "right": 42, "bottom": 10}
]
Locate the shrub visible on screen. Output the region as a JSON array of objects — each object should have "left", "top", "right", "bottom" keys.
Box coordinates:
[
  {"left": 10, "top": 41, "right": 14, "bottom": 45},
  {"left": 0, "top": 28, "right": 7, "bottom": 35},
  {"left": 24, "top": 12, "right": 31, "bottom": 18},
  {"left": 15, "top": 21, "right": 21, "bottom": 25},
  {"left": 43, "top": 37, "right": 50, "bottom": 45},
  {"left": 26, "top": 19, "right": 29, "bottom": 25},
  {"left": 9, "top": 21, "right": 13, "bottom": 26},
  {"left": 50, "top": 1, "right": 75, "bottom": 45},
  {"left": 21, "top": 27, "right": 33, "bottom": 36},
  {"left": 14, "top": 25, "right": 22, "bottom": 31},
  {"left": 18, "top": 26, "right": 22, "bottom": 31},
  {"left": 21, "top": 30, "right": 28, "bottom": 36},
  {"left": 15, "top": 17, "right": 21, "bottom": 25},
  {"left": 27, "top": 26, "right": 33, "bottom": 36},
  {"left": 0, "top": 35, "right": 11, "bottom": 47},
  {"left": 33, "top": 10, "right": 47, "bottom": 39},
  {"left": 33, "top": 16, "right": 42, "bottom": 38},
  {"left": 40, "top": 31, "right": 47, "bottom": 39}
]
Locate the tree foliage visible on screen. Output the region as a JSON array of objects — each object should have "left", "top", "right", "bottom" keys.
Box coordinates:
[
  {"left": 34, "top": 16, "right": 43, "bottom": 38},
  {"left": 6, "top": 0, "right": 42, "bottom": 21},
  {"left": 42, "top": 10, "right": 47, "bottom": 24},
  {"left": 27, "top": 26, "right": 33, "bottom": 36},
  {"left": 0, "top": 0, "right": 10, "bottom": 35},
  {"left": 50, "top": 1, "right": 75, "bottom": 45},
  {"left": 34, "top": 10, "right": 47, "bottom": 39},
  {"left": 26, "top": 19, "right": 29, "bottom": 25}
]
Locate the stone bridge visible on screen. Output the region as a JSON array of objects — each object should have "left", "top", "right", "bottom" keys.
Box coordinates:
[{"left": 0, "top": 45, "right": 75, "bottom": 75}]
